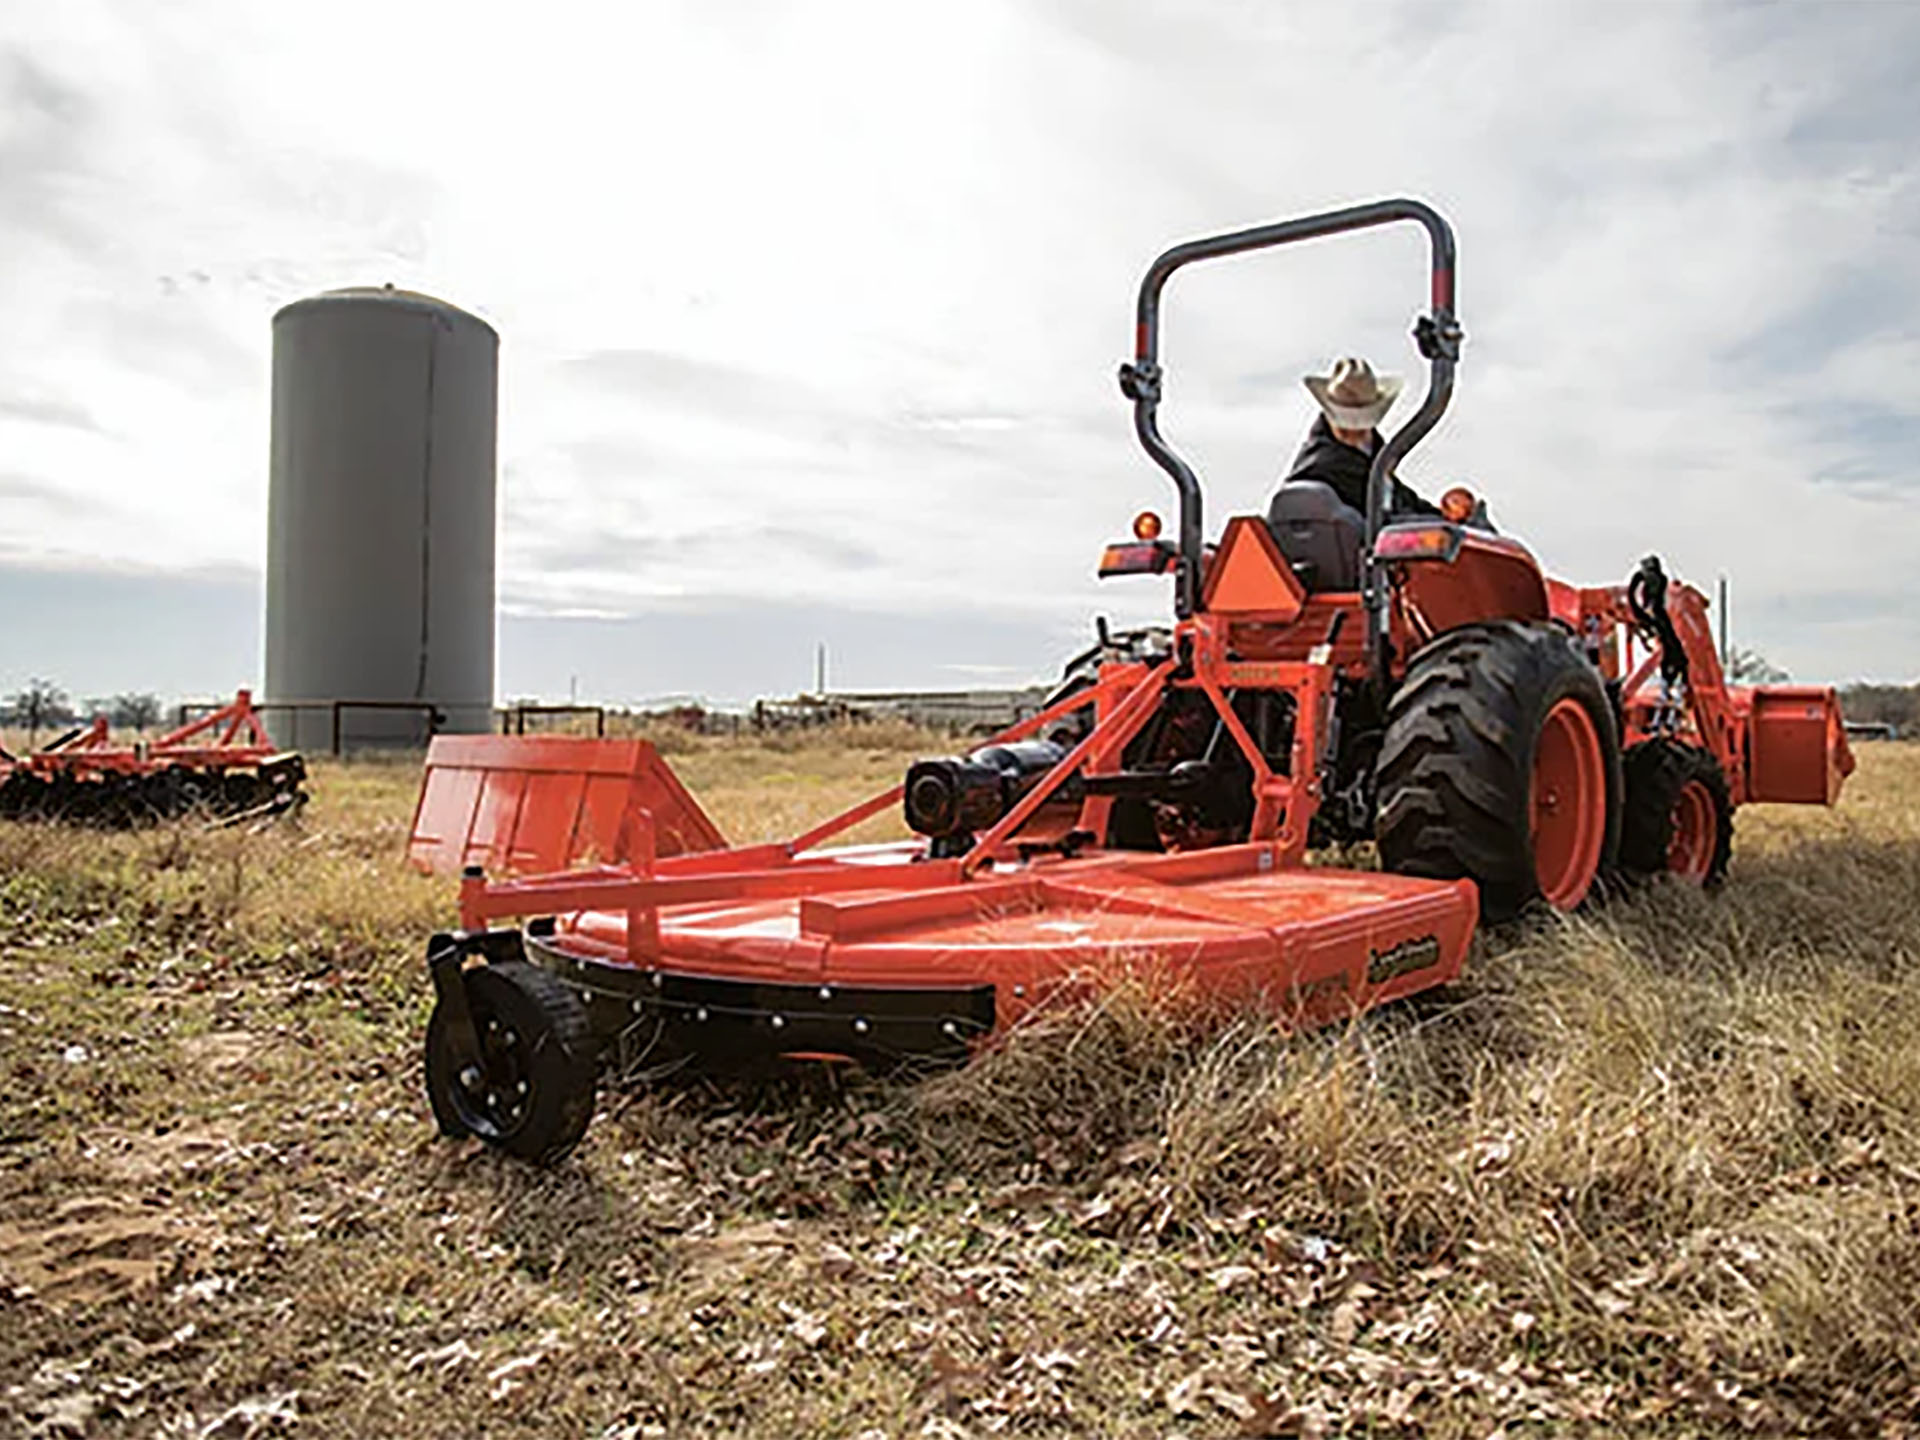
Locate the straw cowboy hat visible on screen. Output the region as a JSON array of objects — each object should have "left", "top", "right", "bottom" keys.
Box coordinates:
[{"left": 1304, "top": 356, "right": 1403, "bottom": 431}]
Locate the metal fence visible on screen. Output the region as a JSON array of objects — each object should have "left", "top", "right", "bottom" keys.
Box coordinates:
[
  {"left": 500, "top": 704, "right": 607, "bottom": 737},
  {"left": 175, "top": 699, "right": 448, "bottom": 755},
  {"left": 749, "top": 688, "right": 1052, "bottom": 735},
  {"left": 169, "top": 685, "right": 1059, "bottom": 753}
]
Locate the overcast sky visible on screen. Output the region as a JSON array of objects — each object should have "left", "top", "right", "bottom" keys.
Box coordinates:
[{"left": 3, "top": 0, "right": 1917, "bottom": 705}]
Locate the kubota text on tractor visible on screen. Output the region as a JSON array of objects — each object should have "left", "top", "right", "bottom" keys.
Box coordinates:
[{"left": 408, "top": 199, "right": 1853, "bottom": 1164}]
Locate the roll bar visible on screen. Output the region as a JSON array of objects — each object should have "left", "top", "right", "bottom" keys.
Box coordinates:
[{"left": 1119, "top": 198, "right": 1463, "bottom": 650}]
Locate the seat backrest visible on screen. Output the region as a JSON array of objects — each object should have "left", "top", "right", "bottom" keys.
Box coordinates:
[{"left": 1267, "top": 481, "right": 1364, "bottom": 592}]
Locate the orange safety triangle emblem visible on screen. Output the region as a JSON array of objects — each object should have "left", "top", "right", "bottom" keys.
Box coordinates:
[{"left": 1200, "top": 516, "right": 1307, "bottom": 619}]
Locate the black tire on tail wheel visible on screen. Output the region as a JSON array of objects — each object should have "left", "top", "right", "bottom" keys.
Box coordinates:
[
  {"left": 425, "top": 958, "right": 597, "bottom": 1166},
  {"left": 1616, "top": 740, "right": 1732, "bottom": 888},
  {"left": 1376, "top": 620, "right": 1623, "bottom": 923}
]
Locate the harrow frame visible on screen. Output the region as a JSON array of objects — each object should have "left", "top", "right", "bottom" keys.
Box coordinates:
[{"left": 0, "top": 690, "right": 306, "bottom": 825}]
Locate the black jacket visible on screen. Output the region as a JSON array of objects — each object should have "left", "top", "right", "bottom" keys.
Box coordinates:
[{"left": 1281, "top": 414, "right": 1439, "bottom": 519}]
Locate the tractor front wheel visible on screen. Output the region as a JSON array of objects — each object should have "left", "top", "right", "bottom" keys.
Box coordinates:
[
  {"left": 425, "top": 959, "right": 597, "bottom": 1166},
  {"left": 1376, "top": 621, "right": 1622, "bottom": 922},
  {"left": 1615, "top": 740, "right": 1732, "bottom": 887}
]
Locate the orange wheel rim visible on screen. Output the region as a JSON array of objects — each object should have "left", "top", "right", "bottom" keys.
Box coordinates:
[
  {"left": 1530, "top": 698, "right": 1607, "bottom": 909},
  {"left": 1667, "top": 778, "right": 1716, "bottom": 883}
]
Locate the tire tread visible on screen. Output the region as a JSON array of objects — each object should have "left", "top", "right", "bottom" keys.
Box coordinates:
[
  {"left": 1376, "top": 620, "right": 1622, "bottom": 921},
  {"left": 1614, "top": 739, "right": 1734, "bottom": 887},
  {"left": 424, "top": 956, "right": 597, "bottom": 1166}
]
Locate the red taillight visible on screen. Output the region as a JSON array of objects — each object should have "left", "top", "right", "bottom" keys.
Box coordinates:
[
  {"left": 1373, "top": 525, "right": 1462, "bottom": 563},
  {"left": 1099, "top": 541, "right": 1176, "bottom": 578}
]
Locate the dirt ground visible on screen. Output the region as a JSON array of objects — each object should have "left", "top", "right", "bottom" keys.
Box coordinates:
[{"left": 2, "top": 733, "right": 1918, "bottom": 1438}]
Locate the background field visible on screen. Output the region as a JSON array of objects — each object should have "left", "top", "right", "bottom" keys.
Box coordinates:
[{"left": 2, "top": 734, "right": 1917, "bottom": 1437}]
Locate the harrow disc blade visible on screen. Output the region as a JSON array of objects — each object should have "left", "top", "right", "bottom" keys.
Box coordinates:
[{"left": 0, "top": 757, "right": 309, "bottom": 829}]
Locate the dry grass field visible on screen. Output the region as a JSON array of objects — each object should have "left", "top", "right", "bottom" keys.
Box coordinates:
[{"left": 2, "top": 730, "right": 1918, "bottom": 1438}]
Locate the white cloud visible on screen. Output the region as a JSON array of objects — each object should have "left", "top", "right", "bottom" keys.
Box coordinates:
[{"left": 1, "top": 0, "right": 1917, "bottom": 694}]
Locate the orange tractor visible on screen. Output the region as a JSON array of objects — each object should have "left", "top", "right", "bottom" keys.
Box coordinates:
[{"left": 410, "top": 199, "right": 1853, "bottom": 1163}]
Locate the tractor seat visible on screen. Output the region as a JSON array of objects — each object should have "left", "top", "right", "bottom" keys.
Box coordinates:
[{"left": 1266, "top": 480, "right": 1363, "bottom": 592}]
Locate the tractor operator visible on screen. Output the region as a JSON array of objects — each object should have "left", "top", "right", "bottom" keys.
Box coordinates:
[{"left": 1278, "top": 355, "right": 1442, "bottom": 519}]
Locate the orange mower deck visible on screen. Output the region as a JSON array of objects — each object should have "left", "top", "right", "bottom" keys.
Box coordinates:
[{"left": 412, "top": 733, "right": 1477, "bottom": 1069}]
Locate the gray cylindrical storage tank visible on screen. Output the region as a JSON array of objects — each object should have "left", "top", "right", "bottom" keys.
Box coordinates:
[{"left": 265, "top": 286, "right": 497, "bottom": 751}]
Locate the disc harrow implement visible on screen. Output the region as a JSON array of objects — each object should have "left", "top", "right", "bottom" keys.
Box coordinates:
[{"left": 0, "top": 690, "right": 307, "bottom": 826}]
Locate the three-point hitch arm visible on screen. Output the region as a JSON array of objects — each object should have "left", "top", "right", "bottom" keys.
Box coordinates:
[{"left": 1119, "top": 198, "right": 1464, "bottom": 664}]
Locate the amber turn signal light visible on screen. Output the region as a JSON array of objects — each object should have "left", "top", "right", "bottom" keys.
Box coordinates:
[
  {"left": 1132, "top": 510, "right": 1163, "bottom": 541},
  {"left": 1440, "top": 486, "right": 1476, "bottom": 523}
]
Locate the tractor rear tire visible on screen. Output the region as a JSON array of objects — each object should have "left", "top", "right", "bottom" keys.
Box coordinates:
[
  {"left": 1376, "top": 621, "right": 1622, "bottom": 923},
  {"left": 1615, "top": 740, "right": 1732, "bottom": 887},
  {"left": 425, "top": 959, "right": 597, "bottom": 1166}
]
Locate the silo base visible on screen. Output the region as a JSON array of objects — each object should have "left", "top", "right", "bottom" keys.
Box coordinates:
[{"left": 265, "top": 698, "right": 495, "bottom": 755}]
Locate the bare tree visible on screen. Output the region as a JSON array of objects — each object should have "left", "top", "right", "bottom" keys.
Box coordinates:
[
  {"left": 1839, "top": 682, "right": 1918, "bottom": 732},
  {"left": 1727, "top": 647, "right": 1788, "bottom": 684},
  {"left": 110, "top": 692, "right": 163, "bottom": 732},
  {"left": 10, "top": 678, "right": 71, "bottom": 746}
]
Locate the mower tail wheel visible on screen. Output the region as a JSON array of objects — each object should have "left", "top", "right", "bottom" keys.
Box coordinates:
[
  {"left": 1616, "top": 740, "right": 1732, "bottom": 887},
  {"left": 425, "top": 958, "right": 597, "bottom": 1166},
  {"left": 1376, "top": 620, "right": 1622, "bottom": 922}
]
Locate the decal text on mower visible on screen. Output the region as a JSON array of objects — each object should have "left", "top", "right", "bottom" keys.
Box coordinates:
[{"left": 1367, "top": 934, "right": 1443, "bottom": 986}]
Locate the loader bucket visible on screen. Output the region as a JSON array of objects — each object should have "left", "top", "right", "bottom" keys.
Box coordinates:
[
  {"left": 407, "top": 735, "right": 726, "bottom": 877},
  {"left": 1746, "top": 685, "right": 1856, "bottom": 805}
]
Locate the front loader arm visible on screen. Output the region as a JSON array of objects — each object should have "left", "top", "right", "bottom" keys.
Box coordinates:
[
  {"left": 1651, "top": 581, "right": 1746, "bottom": 799},
  {"left": 1582, "top": 566, "right": 1744, "bottom": 802}
]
